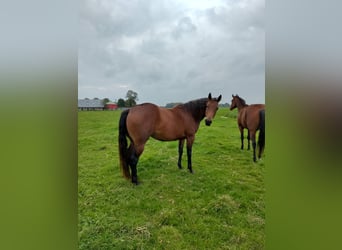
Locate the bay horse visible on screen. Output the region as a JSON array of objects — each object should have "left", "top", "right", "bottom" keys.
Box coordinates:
[
  {"left": 230, "top": 94, "right": 265, "bottom": 162},
  {"left": 119, "top": 93, "right": 222, "bottom": 184}
]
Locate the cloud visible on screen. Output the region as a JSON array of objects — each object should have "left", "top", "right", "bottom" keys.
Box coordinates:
[
  {"left": 171, "top": 16, "right": 197, "bottom": 39},
  {"left": 79, "top": 0, "right": 265, "bottom": 105}
]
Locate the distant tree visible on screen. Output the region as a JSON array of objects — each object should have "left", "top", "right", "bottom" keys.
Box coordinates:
[
  {"left": 165, "top": 102, "right": 182, "bottom": 108},
  {"left": 219, "top": 103, "right": 230, "bottom": 108},
  {"left": 125, "top": 90, "right": 138, "bottom": 107},
  {"left": 102, "top": 98, "right": 110, "bottom": 105},
  {"left": 125, "top": 99, "right": 135, "bottom": 107},
  {"left": 117, "top": 98, "right": 126, "bottom": 108}
]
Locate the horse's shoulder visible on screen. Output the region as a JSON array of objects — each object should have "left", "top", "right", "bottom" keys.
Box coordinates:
[{"left": 239, "top": 107, "right": 248, "bottom": 115}]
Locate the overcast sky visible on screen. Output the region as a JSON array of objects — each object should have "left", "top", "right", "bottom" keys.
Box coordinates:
[{"left": 79, "top": 0, "right": 264, "bottom": 106}]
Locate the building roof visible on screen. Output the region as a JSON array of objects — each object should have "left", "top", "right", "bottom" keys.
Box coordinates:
[{"left": 78, "top": 99, "right": 104, "bottom": 108}]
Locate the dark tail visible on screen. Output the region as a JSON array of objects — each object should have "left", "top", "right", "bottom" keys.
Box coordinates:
[
  {"left": 118, "top": 109, "right": 131, "bottom": 179},
  {"left": 258, "top": 109, "right": 265, "bottom": 158}
]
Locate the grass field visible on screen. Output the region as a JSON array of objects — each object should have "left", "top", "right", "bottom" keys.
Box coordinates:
[{"left": 78, "top": 108, "right": 265, "bottom": 249}]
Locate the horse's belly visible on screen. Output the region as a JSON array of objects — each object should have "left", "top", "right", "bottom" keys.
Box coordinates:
[{"left": 151, "top": 129, "right": 184, "bottom": 141}]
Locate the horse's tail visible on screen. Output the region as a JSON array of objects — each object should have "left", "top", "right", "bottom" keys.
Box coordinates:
[
  {"left": 118, "top": 109, "right": 131, "bottom": 179},
  {"left": 258, "top": 109, "right": 265, "bottom": 157}
]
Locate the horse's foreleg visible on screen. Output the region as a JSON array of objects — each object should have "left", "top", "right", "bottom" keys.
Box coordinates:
[
  {"left": 178, "top": 139, "right": 185, "bottom": 169},
  {"left": 186, "top": 136, "right": 195, "bottom": 173},
  {"left": 187, "top": 146, "right": 192, "bottom": 173}
]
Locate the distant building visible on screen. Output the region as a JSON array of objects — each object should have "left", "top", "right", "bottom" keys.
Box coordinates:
[
  {"left": 78, "top": 99, "right": 105, "bottom": 111},
  {"left": 105, "top": 102, "right": 118, "bottom": 110}
]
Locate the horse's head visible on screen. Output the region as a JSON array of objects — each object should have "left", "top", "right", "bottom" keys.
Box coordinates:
[
  {"left": 230, "top": 94, "right": 238, "bottom": 110},
  {"left": 230, "top": 94, "right": 245, "bottom": 110},
  {"left": 205, "top": 93, "right": 222, "bottom": 126}
]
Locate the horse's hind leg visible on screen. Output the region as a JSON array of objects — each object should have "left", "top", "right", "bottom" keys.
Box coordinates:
[
  {"left": 127, "top": 144, "right": 138, "bottom": 184},
  {"left": 252, "top": 142, "right": 257, "bottom": 162},
  {"left": 258, "top": 146, "right": 262, "bottom": 159},
  {"left": 250, "top": 131, "right": 257, "bottom": 162},
  {"left": 239, "top": 126, "right": 244, "bottom": 150},
  {"left": 129, "top": 144, "right": 145, "bottom": 185},
  {"left": 247, "top": 130, "right": 251, "bottom": 150},
  {"left": 178, "top": 139, "right": 185, "bottom": 169}
]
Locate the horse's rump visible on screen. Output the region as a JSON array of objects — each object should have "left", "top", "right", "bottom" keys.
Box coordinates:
[
  {"left": 126, "top": 103, "right": 159, "bottom": 144},
  {"left": 240, "top": 104, "right": 265, "bottom": 130}
]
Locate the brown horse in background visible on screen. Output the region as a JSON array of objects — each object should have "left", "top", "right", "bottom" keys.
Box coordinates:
[
  {"left": 230, "top": 94, "right": 265, "bottom": 162},
  {"left": 119, "top": 93, "right": 222, "bottom": 184}
]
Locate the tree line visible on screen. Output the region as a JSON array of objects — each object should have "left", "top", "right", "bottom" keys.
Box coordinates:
[
  {"left": 91, "top": 90, "right": 138, "bottom": 108},
  {"left": 117, "top": 90, "right": 138, "bottom": 107}
]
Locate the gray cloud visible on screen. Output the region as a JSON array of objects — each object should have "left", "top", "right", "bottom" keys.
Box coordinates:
[
  {"left": 79, "top": 0, "right": 264, "bottom": 105},
  {"left": 172, "top": 16, "right": 197, "bottom": 39}
]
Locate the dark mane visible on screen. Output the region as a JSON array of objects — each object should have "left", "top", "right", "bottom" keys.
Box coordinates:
[
  {"left": 176, "top": 98, "right": 208, "bottom": 123},
  {"left": 237, "top": 95, "right": 248, "bottom": 106}
]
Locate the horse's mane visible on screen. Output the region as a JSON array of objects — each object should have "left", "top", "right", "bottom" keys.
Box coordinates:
[
  {"left": 176, "top": 98, "right": 208, "bottom": 123},
  {"left": 236, "top": 95, "right": 248, "bottom": 106}
]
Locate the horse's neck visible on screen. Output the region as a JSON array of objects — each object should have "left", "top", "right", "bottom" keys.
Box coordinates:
[
  {"left": 183, "top": 106, "right": 206, "bottom": 124},
  {"left": 179, "top": 99, "right": 207, "bottom": 123},
  {"left": 237, "top": 103, "right": 248, "bottom": 111},
  {"left": 191, "top": 106, "right": 206, "bottom": 123}
]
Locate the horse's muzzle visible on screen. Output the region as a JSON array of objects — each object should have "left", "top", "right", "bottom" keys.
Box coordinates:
[{"left": 205, "top": 119, "right": 212, "bottom": 126}]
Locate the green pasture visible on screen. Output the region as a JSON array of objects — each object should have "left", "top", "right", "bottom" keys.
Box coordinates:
[{"left": 78, "top": 108, "right": 265, "bottom": 249}]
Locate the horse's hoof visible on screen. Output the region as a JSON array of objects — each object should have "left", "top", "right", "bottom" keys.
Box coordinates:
[{"left": 132, "top": 176, "right": 139, "bottom": 185}]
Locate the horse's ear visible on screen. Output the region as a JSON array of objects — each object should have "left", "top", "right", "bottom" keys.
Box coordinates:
[
  {"left": 217, "top": 95, "right": 222, "bottom": 102},
  {"left": 232, "top": 94, "right": 234, "bottom": 97},
  {"left": 208, "top": 93, "right": 212, "bottom": 100}
]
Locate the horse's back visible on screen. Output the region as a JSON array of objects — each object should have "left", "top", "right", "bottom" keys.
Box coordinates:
[
  {"left": 125, "top": 103, "right": 187, "bottom": 142},
  {"left": 151, "top": 107, "right": 190, "bottom": 140},
  {"left": 250, "top": 104, "right": 265, "bottom": 110},
  {"left": 128, "top": 103, "right": 159, "bottom": 122}
]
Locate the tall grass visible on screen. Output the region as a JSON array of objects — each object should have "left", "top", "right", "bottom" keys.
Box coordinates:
[{"left": 78, "top": 108, "right": 265, "bottom": 249}]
